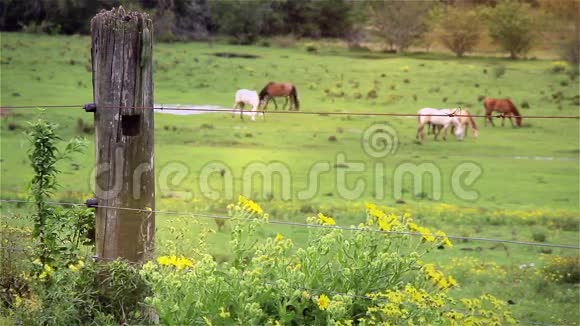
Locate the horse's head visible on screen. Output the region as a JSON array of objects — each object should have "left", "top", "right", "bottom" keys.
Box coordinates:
[
  {"left": 258, "top": 82, "right": 274, "bottom": 101},
  {"left": 452, "top": 118, "right": 465, "bottom": 141},
  {"left": 515, "top": 116, "right": 523, "bottom": 127},
  {"left": 258, "top": 99, "right": 268, "bottom": 110}
]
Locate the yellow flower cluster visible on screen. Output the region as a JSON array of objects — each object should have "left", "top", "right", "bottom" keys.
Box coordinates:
[
  {"left": 367, "top": 203, "right": 453, "bottom": 246},
  {"left": 317, "top": 213, "right": 336, "bottom": 226},
  {"left": 317, "top": 294, "right": 330, "bottom": 310},
  {"left": 238, "top": 195, "right": 265, "bottom": 217},
  {"left": 157, "top": 255, "right": 195, "bottom": 270},
  {"left": 32, "top": 259, "right": 55, "bottom": 280},
  {"left": 423, "top": 263, "right": 458, "bottom": 290},
  {"left": 219, "top": 307, "right": 230, "bottom": 318},
  {"left": 68, "top": 260, "right": 85, "bottom": 272},
  {"left": 367, "top": 284, "right": 447, "bottom": 321},
  {"left": 408, "top": 221, "right": 436, "bottom": 242},
  {"left": 443, "top": 257, "right": 506, "bottom": 278},
  {"left": 542, "top": 255, "right": 580, "bottom": 283},
  {"left": 366, "top": 203, "right": 400, "bottom": 231}
]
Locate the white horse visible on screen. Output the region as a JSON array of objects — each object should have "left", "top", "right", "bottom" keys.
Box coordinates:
[
  {"left": 428, "top": 108, "right": 479, "bottom": 138},
  {"left": 233, "top": 89, "right": 263, "bottom": 121},
  {"left": 417, "top": 108, "right": 465, "bottom": 141}
]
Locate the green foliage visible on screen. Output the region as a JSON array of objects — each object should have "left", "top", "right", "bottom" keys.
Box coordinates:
[
  {"left": 539, "top": 0, "right": 580, "bottom": 67},
  {"left": 209, "top": 0, "right": 272, "bottom": 45},
  {"left": 140, "top": 199, "right": 517, "bottom": 324},
  {"left": 542, "top": 256, "right": 580, "bottom": 284},
  {"left": 437, "top": 7, "right": 483, "bottom": 57},
  {"left": 26, "top": 117, "right": 90, "bottom": 266},
  {"left": 493, "top": 65, "right": 506, "bottom": 79},
  {"left": 484, "top": 0, "right": 537, "bottom": 59},
  {"left": 369, "top": 0, "right": 434, "bottom": 52},
  {"left": 0, "top": 219, "right": 31, "bottom": 312},
  {"left": 13, "top": 259, "right": 150, "bottom": 325}
]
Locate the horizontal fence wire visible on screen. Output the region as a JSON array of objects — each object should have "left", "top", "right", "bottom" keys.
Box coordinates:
[
  {"left": 2, "top": 104, "right": 580, "bottom": 120},
  {"left": 2, "top": 199, "right": 579, "bottom": 250}
]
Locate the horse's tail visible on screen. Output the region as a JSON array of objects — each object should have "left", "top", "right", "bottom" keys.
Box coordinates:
[
  {"left": 290, "top": 86, "right": 300, "bottom": 110},
  {"left": 508, "top": 99, "right": 522, "bottom": 126},
  {"left": 258, "top": 82, "right": 273, "bottom": 101}
]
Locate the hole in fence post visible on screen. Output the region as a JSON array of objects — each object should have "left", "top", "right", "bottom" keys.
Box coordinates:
[{"left": 121, "top": 114, "right": 141, "bottom": 136}]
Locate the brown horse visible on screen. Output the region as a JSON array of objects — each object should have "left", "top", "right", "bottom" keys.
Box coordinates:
[
  {"left": 258, "top": 82, "right": 300, "bottom": 111},
  {"left": 483, "top": 98, "right": 522, "bottom": 127}
]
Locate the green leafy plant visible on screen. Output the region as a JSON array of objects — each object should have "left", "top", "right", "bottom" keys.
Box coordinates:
[
  {"left": 27, "top": 116, "right": 91, "bottom": 267},
  {"left": 483, "top": 0, "right": 537, "bottom": 59},
  {"left": 140, "top": 198, "right": 517, "bottom": 325}
]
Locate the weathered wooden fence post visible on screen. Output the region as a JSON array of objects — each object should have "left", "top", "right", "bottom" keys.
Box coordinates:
[{"left": 89, "top": 7, "right": 155, "bottom": 263}]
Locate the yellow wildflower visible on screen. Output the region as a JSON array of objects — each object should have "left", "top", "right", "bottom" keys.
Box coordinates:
[
  {"left": 14, "top": 295, "right": 22, "bottom": 308},
  {"left": 408, "top": 222, "right": 435, "bottom": 242},
  {"left": 318, "top": 213, "right": 336, "bottom": 226},
  {"left": 219, "top": 307, "right": 230, "bottom": 318},
  {"left": 157, "top": 255, "right": 195, "bottom": 270},
  {"left": 318, "top": 294, "right": 330, "bottom": 310},
  {"left": 238, "top": 195, "right": 265, "bottom": 216},
  {"left": 435, "top": 230, "right": 453, "bottom": 247},
  {"left": 275, "top": 233, "right": 284, "bottom": 241},
  {"left": 38, "top": 264, "right": 54, "bottom": 279}
]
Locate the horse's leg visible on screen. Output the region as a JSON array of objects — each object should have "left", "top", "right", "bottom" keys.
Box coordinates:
[
  {"left": 251, "top": 105, "right": 257, "bottom": 121},
  {"left": 417, "top": 123, "right": 425, "bottom": 141},
  {"left": 486, "top": 112, "right": 495, "bottom": 127},
  {"left": 232, "top": 102, "right": 238, "bottom": 119},
  {"left": 272, "top": 97, "right": 278, "bottom": 110},
  {"left": 441, "top": 125, "right": 450, "bottom": 141},
  {"left": 508, "top": 114, "right": 515, "bottom": 127},
  {"left": 434, "top": 125, "right": 440, "bottom": 141}
]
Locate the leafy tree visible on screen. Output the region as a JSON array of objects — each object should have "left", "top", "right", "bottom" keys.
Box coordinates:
[
  {"left": 437, "top": 6, "right": 483, "bottom": 57},
  {"left": 539, "top": 0, "right": 580, "bottom": 68},
  {"left": 209, "top": 0, "right": 272, "bottom": 44},
  {"left": 0, "top": 0, "right": 46, "bottom": 31},
  {"left": 309, "top": 0, "right": 359, "bottom": 38},
  {"left": 369, "top": 0, "right": 434, "bottom": 53},
  {"left": 484, "top": 0, "right": 537, "bottom": 59}
]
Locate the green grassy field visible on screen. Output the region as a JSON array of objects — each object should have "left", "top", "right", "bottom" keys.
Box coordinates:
[{"left": 1, "top": 32, "right": 579, "bottom": 324}]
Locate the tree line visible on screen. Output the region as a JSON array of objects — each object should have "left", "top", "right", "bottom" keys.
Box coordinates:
[{"left": 0, "top": 0, "right": 577, "bottom": 65}]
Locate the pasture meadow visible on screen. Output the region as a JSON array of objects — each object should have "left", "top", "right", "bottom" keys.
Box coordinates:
[{"left": 1, "top": 32, "right": 579, "bottom": 324}]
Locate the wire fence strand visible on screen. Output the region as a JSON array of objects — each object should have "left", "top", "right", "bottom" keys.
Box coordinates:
[
  {"left": 2, "top": 104, "right": 580, "bottom": 120},
  {"left": 2, "top": 198, "right": 578, "bottom": 250}
]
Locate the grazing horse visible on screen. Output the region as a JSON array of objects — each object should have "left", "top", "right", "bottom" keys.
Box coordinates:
[
  {"left": 417, "top": 108, "right": 465, "bottom": 141},
  {"left": 233, "top": 89, "right": 263, "bottom": 121},
  {"left": 429, "top": 108, "right": 479, "bottom": 138},
  {"left": 483, "top": 98, "right": 522, "bottom": 127},
  {"left": 258, "top": 82, "right": 300, "bottom": 111}
]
